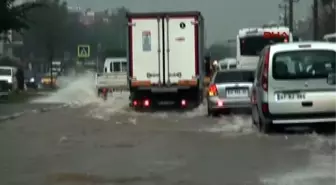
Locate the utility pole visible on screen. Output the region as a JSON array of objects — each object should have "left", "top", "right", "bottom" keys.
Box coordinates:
[
  {"left": 96, "top": 43, "right": 101, "bottom": 72},
  {"left": 313, "top": 0, "right": 318, "bottom": 40},
  {"left": 278, "top": 3, "right": 288, "bottom": 26},
  {"left": 284, "top": 0, "right": 300, "bottom": 32}
]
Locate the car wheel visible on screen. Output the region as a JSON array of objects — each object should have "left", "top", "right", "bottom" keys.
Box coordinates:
[
  {"left": 258, "top": 115, "right": 273, "bottom": 134},
  {"left": 251, "top": 113, "right": 258, "bottom": 126},
  {"left": 207, "top": 105, "right": 212, "bottom": 116},
  {"left": 207, "top": 107, "right": 219, "bottom": 117}
]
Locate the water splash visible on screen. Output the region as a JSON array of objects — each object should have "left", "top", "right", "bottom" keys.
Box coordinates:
[
  {"left": 261, "top": 134, "right": 335, "bottom": 185},
  {"left": 31, "top": 71, "right": 100, "bottom": 106}
]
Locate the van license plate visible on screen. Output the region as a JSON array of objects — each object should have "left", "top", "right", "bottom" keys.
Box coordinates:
[{"left": 275, "top": 93, "right": 306, "bottom": 101}]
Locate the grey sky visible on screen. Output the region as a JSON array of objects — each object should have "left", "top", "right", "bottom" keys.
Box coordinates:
[{"left": 66, "top": 0, "right": 312, "bottom": 45}]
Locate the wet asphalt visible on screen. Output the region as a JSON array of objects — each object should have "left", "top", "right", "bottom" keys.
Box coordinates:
[
  {"left": 0, "top": 103, "right": 63, "bottom": 117},
  {"left": 0, "top": 103, "right": 334, "bottom": 185}
]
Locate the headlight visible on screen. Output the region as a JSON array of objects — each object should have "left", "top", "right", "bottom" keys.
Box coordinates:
[{"left": 30, "top": 77, "right": 35, "bottom": 82}]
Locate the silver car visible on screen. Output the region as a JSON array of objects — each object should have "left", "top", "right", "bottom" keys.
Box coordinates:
[
  {"left": 251, "top": 42, "right": 336, "bottom": 133},
  {"left": 207, "top": 69, "right": 254, "bottom": 116}
]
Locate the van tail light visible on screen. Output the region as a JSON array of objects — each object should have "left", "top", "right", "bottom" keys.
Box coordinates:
[
  {"left": 133, "top": 100, "right": 138, "bottom": 106},
  {"left": 251, "top": 89, "right": 257, "bottom": 104},
  {"left": 261, "top": 49, "right": 269, "bottom": 91},
  {"left": 181, "top": 99, "right": 187, "bottom": 106},
  {"left": 217, "top": 100, "right": 223, "bottom": 106},
  {"left": 208, "top": 84, "right": 218, "bottom": 96},
  {"left": 262, "top": 103, "right": 269, "bottom": 115}
]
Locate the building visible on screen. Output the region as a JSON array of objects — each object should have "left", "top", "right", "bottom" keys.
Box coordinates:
[{"left": 0, "top": 0, "right": 29, "bottom": 57}]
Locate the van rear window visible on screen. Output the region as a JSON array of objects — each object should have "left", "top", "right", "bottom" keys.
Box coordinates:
[
  {"left": 272, "top": 50, "right": 335, "bottom": 80},
  {"left": 214, "top": 71, "right": 254, "bottom": 83},
  {"left": 0, "top": 69, "right": 11, "bottom": 76},
  {"left": 229, "top": 64, "right": 237, "bottom": 68}
]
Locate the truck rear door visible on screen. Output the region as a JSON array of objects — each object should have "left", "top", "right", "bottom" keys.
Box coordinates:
[
  {"left": 164, "top": 16, "right": 198, "bottom": 85},
  {"left": 129, "top": 17, "right": 163, "bottom": 85}
]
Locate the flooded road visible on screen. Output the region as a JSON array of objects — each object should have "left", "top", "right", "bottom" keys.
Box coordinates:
[{"left": 0, "top": 72, "right": 334, "bottom": 185}]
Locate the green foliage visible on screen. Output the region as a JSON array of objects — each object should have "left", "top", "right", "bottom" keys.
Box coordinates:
[
  {"left": 22, "top": 0, "right": 68, "bottom": 58},
  {"left": 102, "top": 49, "right": 126, "bottom": 59},
  {"left": 0, "top": 0, "right": 44, "bottom": 34},
  {"left": 296, "top": 0, "right": 335, "bottom": 40},
  {"left": 0, "top": 56, "right": 21, "bottom": 66},
  {"left": 19, "top": 4, "right": 130, "bottom": 61}
]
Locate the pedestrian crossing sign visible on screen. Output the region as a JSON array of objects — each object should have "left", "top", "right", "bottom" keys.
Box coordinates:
[{"left": 77, "top": 45, "right": 90, "bottom": 58}]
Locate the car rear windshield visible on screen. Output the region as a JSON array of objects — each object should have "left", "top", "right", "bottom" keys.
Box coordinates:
[
  {"left": 272, "top": 50, "right": 335, "bottom": 80},
  {"left": 214, "top": 71, "right": 254, "bottom": 83}
]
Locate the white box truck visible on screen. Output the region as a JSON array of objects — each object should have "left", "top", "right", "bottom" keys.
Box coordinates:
[{"left": 126, "top": 11, "right": 205, "bottom": 108}]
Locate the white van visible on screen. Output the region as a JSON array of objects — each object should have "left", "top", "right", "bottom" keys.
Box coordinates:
[
  {"left": 251, "top": 42, "right": 336, "bottom": 133},
  {"left": 0, "top": 66, "right": 17, "bottom": 93}
]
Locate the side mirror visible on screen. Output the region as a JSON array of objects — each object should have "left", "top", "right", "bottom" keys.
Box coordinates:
[{"left": 327, "top": 73, "right": 336, "bottom": 85}]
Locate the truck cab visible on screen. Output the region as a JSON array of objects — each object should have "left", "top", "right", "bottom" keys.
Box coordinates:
[{"left": 103, "top": 57, "right": 127, "bottom": 73}]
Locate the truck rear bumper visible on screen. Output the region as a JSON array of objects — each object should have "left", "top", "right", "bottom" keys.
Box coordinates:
[
  {"left": 130, "top": 86, "right": 202, "bottom": 107},
  {"left": 137, "top": 86, "right": 192, "bottom": 92}
]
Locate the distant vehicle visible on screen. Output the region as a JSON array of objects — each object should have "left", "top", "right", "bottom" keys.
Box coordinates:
[
  {"left": 251, "top": 42, "right": 336, "bottom": 133},
  {"left": 40, "top": 73, "right": 57, "bottom": 88},
  {"left": 95, "top": 57, "right": 128, "bottom": 97},
  {"left": 0, "top": 66, "right": 17, "bottom": 94},
  {"left": 207, "top": 69, "right": 254, "bottom": 116},
  {"left": 24, "top": 70, "right": 42, "bottom": 90},
  {"left": 323, "top": 33, "right": 336, "bottom": 42},
  {"left": 126, "top": 11, "right": 205, "bottom": 109},
  {"left": 218, "top": 58, "right": 237, "bottom": 70},
  {"left": 236, "top": 26, "right": 293, "bottom": 69}
]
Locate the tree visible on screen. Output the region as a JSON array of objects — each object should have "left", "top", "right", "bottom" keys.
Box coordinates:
[
  {"left": 21, "top": 0, "right": 69, "bottom": 58},
  {"left": 90, "top": 7, "right": 129, "bottom": 58},
  {"left": 0, "top": 0, "right": 42, "bottom": 34},
  {"left": 318, "top": 0, "right": 335, "bottom": 36}
]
